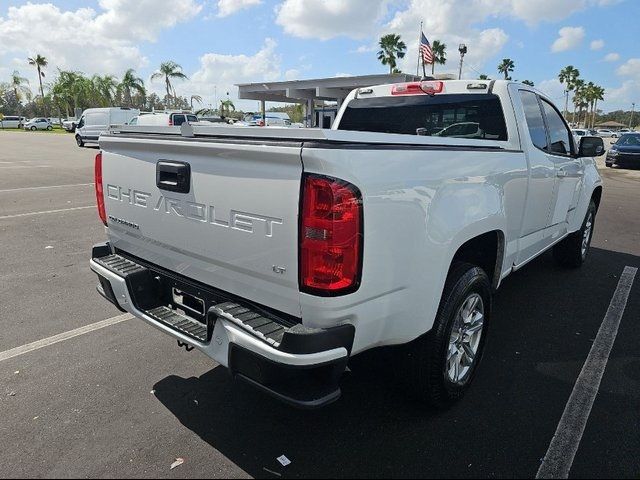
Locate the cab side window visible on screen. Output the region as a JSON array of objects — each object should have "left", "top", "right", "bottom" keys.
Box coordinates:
[
  {"left": 541, "top": 100, "right": 572, "bottom": 155},
  {"left": 519, "top": 90, "right": 548, "bottom": 151}
]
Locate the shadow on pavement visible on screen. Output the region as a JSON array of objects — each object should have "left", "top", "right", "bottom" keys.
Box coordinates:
[{"left": 153, "top": 247, "right": 639, "bottom": 479}]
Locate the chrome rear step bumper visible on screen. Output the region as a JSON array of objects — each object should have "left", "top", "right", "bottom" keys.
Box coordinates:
[{"left": 90, "top": 242, "right": 354, "bottom": 408}]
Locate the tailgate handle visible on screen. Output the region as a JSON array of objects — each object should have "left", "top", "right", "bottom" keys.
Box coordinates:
[{"left": 156, "top": 161, "right": 191, "bottom": 194}]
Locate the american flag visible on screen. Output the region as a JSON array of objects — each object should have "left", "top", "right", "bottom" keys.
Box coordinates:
[{"left": 420, "top": 32, "right": 434, "bottom": 64}]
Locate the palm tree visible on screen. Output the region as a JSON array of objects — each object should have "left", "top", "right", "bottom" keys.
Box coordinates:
[
  {"left": 558, "top": 66, "right": 580, "bottom": 118},
  {"left": 220, "top": 99, "right": 235, "bottom": 117},
  {"left": 497, "top": 59, "right": 515, "bottom": 80},
  {"left": 10, "top": 70, "right": 31, "bottom": 102},
  {"left": 590, "top": 85, "right": 605, "bottom": 129},
  {"left": 478, "top": 74, "right": 490, "bottom": 80},
  {"left": 430, "top": 40, "right": 446, "bottom": 75},
  {"left": 28, "top": 54, "right": 47, "bottom": 106},
  {"left": 190, "top": 95, "right": 203, "bottom": 110},
  {"left": 151, "top": 61, "right": 188, "bottom": 108},
  {"left": 92, "top": 75, "right": 119, "bottom": 106},
  {"left": 119, "top": 69, "right": 146, "bottom": 107},
  {"left": 583, "top": 82, "right": 596, "bottom": 128},
  {"left": 572, "top": 78, "right": 585, "bottom": 124},
  {"left": 522, "top": 80, "right": 535, "bottom": 86},
  {"left": 377, "top": 34, "right": 407, "bottom": 74}
]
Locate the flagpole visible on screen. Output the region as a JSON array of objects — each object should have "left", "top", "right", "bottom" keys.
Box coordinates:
[{"left": 417, "top": 21, "right": 423, "bottom": 77}]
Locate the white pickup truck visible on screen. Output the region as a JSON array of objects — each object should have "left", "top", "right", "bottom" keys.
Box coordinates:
[{"left": 90, "top": 80, "right": 605, "bottom": 408}]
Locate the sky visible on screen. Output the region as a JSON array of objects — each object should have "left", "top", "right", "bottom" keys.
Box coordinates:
[{"left": 0, "top": 0, "right": 638, "bottom": 112}]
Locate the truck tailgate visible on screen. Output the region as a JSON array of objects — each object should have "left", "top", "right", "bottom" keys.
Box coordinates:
[{"left": 99, "top": 135, "right": 303, "bottom": 317}]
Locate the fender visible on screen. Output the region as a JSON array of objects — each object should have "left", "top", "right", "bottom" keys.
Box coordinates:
[{"left": 570, "top": 159, "right": 602, "bottom": 232}]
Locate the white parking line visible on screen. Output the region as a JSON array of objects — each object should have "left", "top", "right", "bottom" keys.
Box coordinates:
[
  {"left": 0, "top": 314, "right": 133, "bottom": 363},
  {"left": 0, "top": 205, "right": 94, "bottom": 219},
  {"left": 536, "top": 266, "right": 638, "bottom": 479},
  {"left": 0, "top": 183, "right": 94, "bottom": 193},
  {"left": 0, "top": 165, "right": 51, "bottom": 169}
]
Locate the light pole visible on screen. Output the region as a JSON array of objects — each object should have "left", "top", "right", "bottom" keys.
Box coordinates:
[
  {"left": 630, "top": 102, "right": 636, "bottom": 129},
  {"left": 458, "top": 44, "right": 467, "bottom": 80}
]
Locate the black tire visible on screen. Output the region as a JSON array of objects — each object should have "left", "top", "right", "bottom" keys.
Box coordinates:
[
  {"left": 553, "top": 200, "right": 597, "bottom": 268},
  {"left": 46, "top": 125, "right": 53, "bottom": 131},
  {"left": 30, "top": 126, "right": 36, "bottom": 131},
  {"left": 75, "top": 135, "right": 84, "bottom": 147},
  {"left": 403, "top": 262, "right": 491, "bottom": 408}
]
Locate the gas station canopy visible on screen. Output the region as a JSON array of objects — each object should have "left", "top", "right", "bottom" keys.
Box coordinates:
[{"left": 237, "top": 73, "right": 421, "bottom": 105}]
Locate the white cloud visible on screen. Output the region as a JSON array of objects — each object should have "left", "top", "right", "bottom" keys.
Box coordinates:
[
  {"left": 604, "top": 81, "right": 639, "bottom": 112},
  {"left": 617, "top": 58, "right": 640, "bottom": 77},
  {"left": 353, "top": 45, "right": 377, "bottom": 54},
  {"left": 604, "top": 52, "right": 621, "bottom": 62},
  {"left": 590, "top": 39, "right": 604, "bottom": 50},
  {"left": 507, "top": 0, "right": 586, "bottom": 25},
  {"left": 385, "top": 2, "right": 509, "bottom": 75},
  {"left": 94, "top": 0, "right": 202, "bottom": 42},
  {"left": 598, "top": 59, "right": 640, "bottom": 111},
  {"left": 217, "top": 0, "right": 262, "bottom": 18},
  {"left": 0, "top": 1, "right": 200, "bottom": 82},
  {"left": 177, "top": 38, "right": 282, "bottom": 109},
  {"left": 284, "top": 69, "right": 301, "bottom": 80},
  {"left": 551, "top": 26, "right": 585, "bottom": 52},
  {"left": 275, "top": 0, "right": 389, "bottom": 40},
  {"left": 537, "top": 78, "right": 566, "bottom": 103}
]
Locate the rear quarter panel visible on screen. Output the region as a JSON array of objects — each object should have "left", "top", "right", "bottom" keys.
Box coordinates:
[{"left": 300, "top": 146, "right": 528, "bottom": 353}]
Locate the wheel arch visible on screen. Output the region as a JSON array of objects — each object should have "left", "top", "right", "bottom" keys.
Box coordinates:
[
  {"left": 591, "top": 185, "right": 603, "bottom": 212},
  {"left": 449, "top": 229, "right": 506, "bottom": 292}
]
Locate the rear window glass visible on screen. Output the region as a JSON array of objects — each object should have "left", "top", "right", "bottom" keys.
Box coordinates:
[{"left": 338, "top": 93, "right": 508, "bottom": 141}]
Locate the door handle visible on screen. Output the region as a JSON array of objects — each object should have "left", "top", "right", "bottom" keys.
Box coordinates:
[
  {"left": 557, "top": 168, "right": 569, "bottom": 178},
  {"left": 156, "top": 161, "right": 191, "bottom": 193}
]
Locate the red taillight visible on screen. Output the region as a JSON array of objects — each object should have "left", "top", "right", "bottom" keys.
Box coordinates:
[
  {"left": 94, "top": 152, "right": 107, "bottom": 226},
  {"left": 391, "top": 81, "right": 444, "bottom": 95},
  {"left": 300, "top": 174, "right": 363, "bottom": 295}
]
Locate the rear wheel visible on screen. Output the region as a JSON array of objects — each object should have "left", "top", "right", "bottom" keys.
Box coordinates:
[
  {"left": 30, "top": 126, "right": 36, "bottom": 131},
  {"left": 46, "top": 125, "right": 53, "bottom": 131},
  {"left": 75, "top": 135, "right": 84, "bottom": 147},
  {"left": 403, "top": 262, "right": 491, "bottom": 408},
  {"left": 553, "top": 200, "right": 596, "bottom": 268}
]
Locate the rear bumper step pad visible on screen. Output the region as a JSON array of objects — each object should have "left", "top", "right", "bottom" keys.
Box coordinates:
[
  {"left": 92, "top": 246, "right": 354, "bottom": 355},
  {"left": 91, "top": 242, "right": 356, "bottom": 408}
]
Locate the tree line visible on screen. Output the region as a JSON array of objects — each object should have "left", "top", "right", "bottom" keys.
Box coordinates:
[{"left": 0, "top": 55, "right": 234, "bottom": 119}]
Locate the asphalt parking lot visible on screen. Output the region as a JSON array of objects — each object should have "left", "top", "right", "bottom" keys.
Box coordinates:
[{"left": 0, "top": 131, "right": 638, "bottom": 479}]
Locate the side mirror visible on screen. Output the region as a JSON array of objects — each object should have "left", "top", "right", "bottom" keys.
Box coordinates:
[{"left": 579, "top": 136, "right": 605, "bottom": 157}]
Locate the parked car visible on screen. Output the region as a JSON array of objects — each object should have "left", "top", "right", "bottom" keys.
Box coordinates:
[
  {"left": 197, "top": 116, "right": 227, "bottom": 124},
  {"left": 90, "top": 80, "right": 604, "bottom": 408},
  {"left": 48, "top": 117, "right": 62, "bottom": 126},
  {"left": 24, "top": 118, "right": 52, "bottom": 131},
  {"left": 433, "top": 121, "right": 500, "bottom": 139},
  {"left": 62, "top": 118, "right": 78, "bottom": 132},
  {"left": 0, "top": 115, "right": 25, "bottom": 128},
  {"left": 606, "top": 133, "right": 640, "bottom": 168},
  {"left": 571, "top": 128, "right": 590, "bottom": 145},
  {"left": 596, "top": 129, "right": 618, "bottom": 138},
  {"left": 135, "top": 112, "right": 199, "bottom": 127},
  {"left": 75, "top": 107, "right": 139, "bottom": 147}
]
